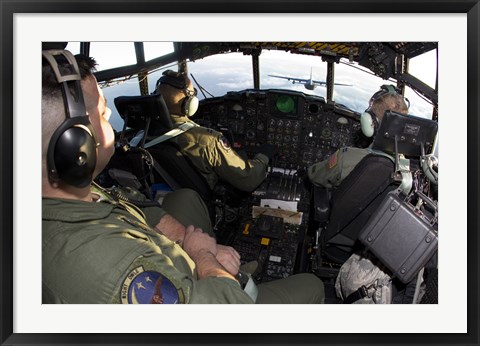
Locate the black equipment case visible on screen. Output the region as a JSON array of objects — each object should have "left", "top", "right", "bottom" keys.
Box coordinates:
[{"left": 359, "top": 190, "right": 438, "bottom": 284}]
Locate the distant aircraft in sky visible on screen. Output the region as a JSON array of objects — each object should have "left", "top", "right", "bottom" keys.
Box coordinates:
[{"left": 269, "top": 67, "right": 352, "bottom": 91}]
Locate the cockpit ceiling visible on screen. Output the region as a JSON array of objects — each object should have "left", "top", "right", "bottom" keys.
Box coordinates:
[{"left": 176, "top": 42, "right": 438, "bottom": 62}]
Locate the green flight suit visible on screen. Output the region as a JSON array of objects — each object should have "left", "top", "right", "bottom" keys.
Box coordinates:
[
  {"left": 42, "top": 187, "right": 325, "bottom": 304},
  {"left": 307, "top": 147, "right": 371, "bottom": 188},
  {"left": 42, "top": 187, "right": 252, "bottom": 304},
  {"left": 168, "top": 116, "right": 269, "bottom": 192}
]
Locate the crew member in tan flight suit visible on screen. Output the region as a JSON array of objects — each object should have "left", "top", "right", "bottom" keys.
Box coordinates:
[
  {"left": 307, "top": 84, "right": 409, "bottom": 188},
  {"left": 150, "top": 70, "right": 278, "bottom": 192},
  {"left": 41, "top": 48, "right": 325, "bottom": 304},
  {"left": 306, "top": 85, "right": 411, "bottom": 304}
]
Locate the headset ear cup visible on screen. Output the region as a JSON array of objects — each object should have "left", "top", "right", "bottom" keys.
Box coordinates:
[
  {"left": 54, "top": 127, "right": 97, "bottom": 188},
  {"left": 360, "top": 111, "right": 376, "bottom": 137},
  {"left": 183, "top": 95, "right": 199, "bottom": 117}
]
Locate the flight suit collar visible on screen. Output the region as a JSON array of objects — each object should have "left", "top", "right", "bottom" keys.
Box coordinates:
[
  {"left": 170, "top": 115, "right": 194, "bottom": 124},
  {"left": 42, "top": 197, "right": 115, "bottom": 222}
]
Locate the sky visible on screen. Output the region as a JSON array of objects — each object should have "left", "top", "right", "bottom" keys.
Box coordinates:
[{"left": 66, "top": 42, "right": 437, "bottom": 132}]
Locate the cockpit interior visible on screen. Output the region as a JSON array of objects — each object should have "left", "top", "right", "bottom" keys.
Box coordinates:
[{"left": 95, "top": 41, "right": 439, "bottom": 304}]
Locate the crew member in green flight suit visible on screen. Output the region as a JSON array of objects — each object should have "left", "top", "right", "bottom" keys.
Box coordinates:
[
  {"left": 307, "top": 84, "right": 409, "bottom": 188},
  {"left": 150, "top": 69, "right": 278, "bottom": 192},
  {"left": 41, "top": 49, "right": 324, "bottom": 304}
]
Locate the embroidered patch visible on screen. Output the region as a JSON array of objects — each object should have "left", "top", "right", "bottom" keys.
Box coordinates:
[
  {"left": 121, "top": 266, "right": 183, "bottom": 304},
  {"left": 219, "top": 136, "right": 231, "bottom": 151},
  {"left": 328, "top": 150, "right": 339, "bottom": 169}
]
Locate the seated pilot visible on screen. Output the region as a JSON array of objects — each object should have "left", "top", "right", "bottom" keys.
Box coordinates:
[
  {"left": 307, "top": 84, "right": 409, "bottom": 188},
  {"left": 149, "top": 69, "right": 277, "bottom": 192}
]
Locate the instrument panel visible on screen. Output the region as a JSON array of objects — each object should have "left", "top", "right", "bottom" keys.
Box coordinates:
[{"left": 192, "top": 89, "right": 363, "bottom": 169}]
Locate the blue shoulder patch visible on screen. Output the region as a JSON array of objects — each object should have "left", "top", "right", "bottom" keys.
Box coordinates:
[{"left": 121, "top": 266, "right": 183, "bottom": 304}]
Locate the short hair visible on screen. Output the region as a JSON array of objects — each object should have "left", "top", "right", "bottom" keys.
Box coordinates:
[
  {"left": 41, "top": 53, "right": 97, "bottom": 157},
  {"left": 370, "top": 92, "right": 409, "bottom": 120}
]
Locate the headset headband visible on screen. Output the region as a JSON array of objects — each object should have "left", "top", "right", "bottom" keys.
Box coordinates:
[
  {"left": 368, "top": 84, "right": 410, "bottom": 109},
  {"left": 42, "top": 50, "right": 87, "bottom": 119},
  {"left": 157, "top": 70, "right": 188, "bottom": 90},
  {"left": 43, "top": 49, "right": 98, "bottom": 187}
]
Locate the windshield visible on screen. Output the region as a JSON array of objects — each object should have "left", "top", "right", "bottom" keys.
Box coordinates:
[{"left": 65, "top": 42, "right": 436, "bottom": 132}]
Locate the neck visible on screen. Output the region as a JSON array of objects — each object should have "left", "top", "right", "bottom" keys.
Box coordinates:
[{"left": 171, "top": 116, "right": 189, "bottom": 123}]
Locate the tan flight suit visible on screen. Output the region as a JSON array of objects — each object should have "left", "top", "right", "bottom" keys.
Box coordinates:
[
  {"left": 42, "top": 186, "right": 325, "bottom": 304},
  {"left": 168, "top": 116, "right": 269, "bottom": 192},
  {"left": 307, "top": 147, "right": 371, "bottom": 188}
]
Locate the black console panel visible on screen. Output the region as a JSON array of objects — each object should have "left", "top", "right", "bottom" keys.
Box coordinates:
[
  {"left": 192, "top": 89, "right": 363, "bottom": 169},
  {"left": 192, "top": 90, "right": 364, "bottom": 284},
  {"left": 232, "top": 214, "right": 305, "bottom": 283}
]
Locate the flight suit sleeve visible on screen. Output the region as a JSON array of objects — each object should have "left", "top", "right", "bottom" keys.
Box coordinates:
[
  {"left": 307, "top": 149, "right": 344, "bottom": 188},
  {"left": 112, "top": 240, "right": 254, "bottom": 304},
  {"left": 308, "top": 148, "right": 370, "bottom": 188},
  {"left": 208, "top": 134, "right": 268, "bottom": 192},
  {"left": 188, "top": 276, "right": 254, "bottom": 304},
  {"left": 141, "top": 206, "right": 168, "bottom": 228}
]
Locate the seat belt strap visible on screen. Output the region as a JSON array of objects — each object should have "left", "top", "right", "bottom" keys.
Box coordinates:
[
  {"left": 127, "top": 147, "right": 182, "bottom": 192},
  {"left": 149, "top": 156, "right": 182, "bottom": 191},
  {"left": 345, "top": 285, "right": 369, "bottom": 304},
  {"left": 144, "top": 122, "right": 197, "bottom": 149},
  {"left": 367, "top": 148, "right": 395, "bottom": 163}
]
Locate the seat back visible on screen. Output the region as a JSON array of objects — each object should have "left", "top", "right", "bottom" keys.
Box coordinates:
[
  {"left": 320, "top": 154, "right": 396, "bottom": 264},
  {"left": 147, "top": 142, "right": 213, "bottom": 202},
  {"left": 114, "top": 93, "right": 214, "bottom": 204},
  {"left": 318, "top": 111, "right": 438, "bottom": 265}
]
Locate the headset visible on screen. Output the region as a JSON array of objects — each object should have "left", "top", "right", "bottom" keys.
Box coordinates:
[
  {"left": 156, "top": 70, "right": 199, "bottom": 117},
  {"left": 43, "top": 49, "right": 98, "bottom": 188},
  {"left": 360, "top": 84, "right": 407, "bottom": 138}
]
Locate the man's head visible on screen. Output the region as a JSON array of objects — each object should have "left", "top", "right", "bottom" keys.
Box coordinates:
[
  {"left": 42, "top": 52, "right": 114, "bottom": 192},
  {"left": 360, "top": 84, "right": 409, "bottom": 138},
  {"left": 154, "top": 70, "right": 199, "bottom": 117}
]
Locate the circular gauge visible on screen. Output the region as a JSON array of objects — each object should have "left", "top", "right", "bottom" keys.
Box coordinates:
[
  {"left": 232, "top": 104, "right": 243, "bottom": 112},
  {"left": 275, "top": 95, "right": 295, "bottom": 113},
  {"left": 231, "top": 104, "right": 243, "bottom": 116},
  {"left": 309, "top": 103, "right": 319, "bottom": 114},
  {"left": 321, "top": 128, "right": 332, "bottom": 139}
]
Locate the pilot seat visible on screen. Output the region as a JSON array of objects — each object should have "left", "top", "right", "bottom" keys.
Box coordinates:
[
  {"left": 310, "top": 110, "right": 439, "bottom": 288},
  {"left": 107, "top": 92, "right": 243, "bottom": 234}
]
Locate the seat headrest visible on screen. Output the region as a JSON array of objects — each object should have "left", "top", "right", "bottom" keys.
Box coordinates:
[
  {"left": 114, "top": 93, "right": 173, "bottom": 136},
  {"left": 372, "top": 110, "right": 438, "bottom": 156}
]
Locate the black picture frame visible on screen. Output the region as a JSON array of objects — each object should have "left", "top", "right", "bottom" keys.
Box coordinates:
[{"left": 1, "top": 1, "right": 478, "bottom": 345}]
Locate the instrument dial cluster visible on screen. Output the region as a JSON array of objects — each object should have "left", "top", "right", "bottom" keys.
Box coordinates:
[{"left": 193, "top": 89, "right": 362, "bottom": 168}]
